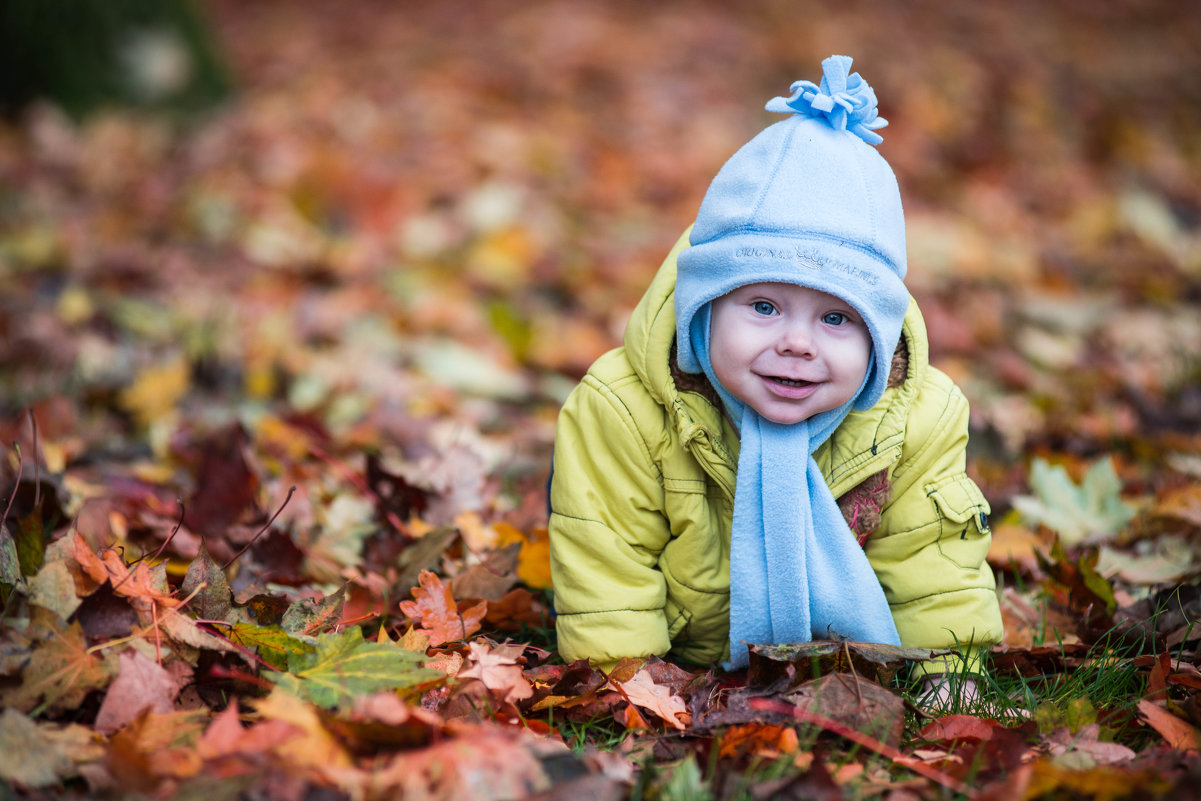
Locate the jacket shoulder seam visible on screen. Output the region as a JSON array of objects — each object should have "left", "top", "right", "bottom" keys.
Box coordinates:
[{"left": 579, "top": 373, "right": 665, "bottom": 483}]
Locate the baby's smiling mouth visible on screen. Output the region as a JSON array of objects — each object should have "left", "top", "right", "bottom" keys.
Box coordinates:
[{"left": 768, "top": 376, "right": 814, "bottom": 387}]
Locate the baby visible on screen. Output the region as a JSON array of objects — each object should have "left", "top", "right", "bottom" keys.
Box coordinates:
[{"left": 547, "top": 56, "right": 1003, "bottom": 690}]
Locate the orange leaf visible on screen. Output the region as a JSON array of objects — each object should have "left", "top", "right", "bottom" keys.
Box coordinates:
[
  {"left": 1137, "top": 700, "right": 1201, "bottom": 752},
  {"left": 621, "top": 704, "right": 650, "bottom": 730},
  {"left": 398, "top": 570, "right": 486, "bottom": 647},
  {"left": 718, "top": 723, "right": 799, "bottom": 759}
]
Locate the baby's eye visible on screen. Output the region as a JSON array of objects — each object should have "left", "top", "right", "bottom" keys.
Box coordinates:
[
  {"left": 752, "top": 300, "right": 778, "bottom": 316},
  {"left": 822, "top": 311, "right": 849, "bottom": 326}
]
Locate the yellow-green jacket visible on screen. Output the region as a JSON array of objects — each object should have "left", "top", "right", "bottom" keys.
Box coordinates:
[{"left": 548, "top": 234, "right": 1003, "bottom": 671}]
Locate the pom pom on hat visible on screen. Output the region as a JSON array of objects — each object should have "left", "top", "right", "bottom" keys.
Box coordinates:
[
  {"left": 675, "top": 55, "right": 910, "bottom": 412},
  {"left": 765, "top": 55, "right": 889, "bottom": 145}
]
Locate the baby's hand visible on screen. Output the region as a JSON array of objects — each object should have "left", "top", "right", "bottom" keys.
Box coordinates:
[{"left": 916, "top": 674, "right": 979, "bottom": 710}]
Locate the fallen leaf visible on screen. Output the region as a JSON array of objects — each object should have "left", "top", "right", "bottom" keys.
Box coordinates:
[
  {"left": 227, "top": 622, "right": 316, "bottom": 671},
  {"left": 1012, "top": 457, "right": 1135, "bottom": 546},
  {"left": 748, "top": 639, "right": 946, "bottom": 688},
  {"left": 399, "top": 569, "right": 487, "bottom": 647},
  {"left": 94, "top": 649, "right": 189, "bottom": 734},
  {"left": 1138, "top": 700, "right": 1201, "bottom": 752},
  {"left": 784, "top": 673, "right": 905, "bottom": 749},
  {"left": 1, "top": 607, "right": 117, "bottom": 714},
  {"left": 458, "top": 641, "right": 533, "bottom": 706},
  {"left": 181, "top": 541, "right": 233, "bottom": 623},
  {"left": 0, "top": 708, "right": 103, "bottom": 788},
  {"left": 281, "top": 585, "right": 346, "bottom": 636},
  {"left": 271, "top": 627, "right": 442, "bottom": 708},
  {"left": 717, "top": 723, "right": 800, "bottom": 759},
  {"left": 118, "top": 358, "right": 190, "bottom": 426},
  {"left": 614, "top": 669, "right": 688, "bottom": 731}
]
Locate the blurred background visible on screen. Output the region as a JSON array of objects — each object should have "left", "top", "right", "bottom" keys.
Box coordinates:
[{"left": 2, "top": 0, "right": 1201, "bottom": 537}]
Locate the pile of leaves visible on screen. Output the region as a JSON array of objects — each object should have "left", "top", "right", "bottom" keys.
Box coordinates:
[{"left": 4, "top": 0, "right": 1201, "bottom": 798}]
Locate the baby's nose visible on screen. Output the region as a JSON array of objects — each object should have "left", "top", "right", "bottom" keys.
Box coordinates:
[{"left": 777, "top": 321, "right": 816, "bottom": 357}]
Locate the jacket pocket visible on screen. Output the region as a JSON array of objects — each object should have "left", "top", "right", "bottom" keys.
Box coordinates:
[{"left": 926, "top": 474, "right": 992, "bottom": 571}]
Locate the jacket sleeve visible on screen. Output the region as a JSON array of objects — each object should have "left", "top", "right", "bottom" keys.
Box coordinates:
[
  {"left": 865, "top": 368, "right": 1004, "bottom": 676},
  {"left": 548, "top": 374, "right": 674, "bottom": 666}
]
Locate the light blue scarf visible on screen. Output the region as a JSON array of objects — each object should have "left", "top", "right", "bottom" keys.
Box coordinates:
[{"left": 690, "top": 307, "right": 901, "bottom": 670}]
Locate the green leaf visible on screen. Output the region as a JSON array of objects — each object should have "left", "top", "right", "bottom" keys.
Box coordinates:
[
  {"left": 269, "top": 627, "right": 442, "bottom": 708},
  {"left": 1011, "top": 457, "right": 1136, "bottom": 546},
  {"left": 13, "top": 511, "right": 46, "bottom": 577},
  {"left": 227, "top": 622, "right": 314, "bottom": 671}
]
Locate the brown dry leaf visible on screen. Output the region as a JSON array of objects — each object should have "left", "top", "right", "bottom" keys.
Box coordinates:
[
  {"left": 94, "top": 649, "right": 188, "bottom": 734},
  {"left": 483, "top": 587, "right": 551, "bottom": 632},
  {"left": 458, "top": 641, "right": 533, "bottom": 706},
  {"left": 72, "top": 533, "right": 177, "bottom": 610},
  {"left": 0, "top": 709, "right": 104, "bottom": 789},
  {"left": 614, "top": 669, "right": 688, "bottom": 731},
  {"left": 399, "top": 569, "right": 487, "bottom": 647},
  {"left": 451, "top": 542, "right": 521, "bottom": 601},
  {"left": 1138, "top": 700, "right": 1201, "bottom": 752},
  {"left": 784, "top": 673, "right": 905, "bottom": 749},
  {"left": 1, "top": 608, "right": 117, "bottom": 714}
]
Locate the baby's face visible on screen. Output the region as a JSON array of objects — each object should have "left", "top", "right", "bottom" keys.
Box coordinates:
[{"left": 709, "top": 282, "right": 871, "bottom": 425}]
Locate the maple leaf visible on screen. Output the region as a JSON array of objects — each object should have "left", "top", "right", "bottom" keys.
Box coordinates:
[
  {"left": 399, "top": 569, "right": 486, "bottom": 647},
  {"left": 1, "top": 607, "right": 117, "bottom": 714},
  {"left": 458, "top": 641, "right": 534, "bottom": 706},
  {"left": 614, "top": 669, "right": 689, "bottom": 731},
  {"left": 271, "top": 627, "right": 443, "bottom": 708},
  {"left": 1012, "top": 458, "right": 1136, "bottom": 546}
]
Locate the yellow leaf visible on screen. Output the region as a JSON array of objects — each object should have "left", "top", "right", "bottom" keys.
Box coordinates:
[
  {"left": 495, "top": 523, "right": 552, "bottom": 590},
  {"left": 454, "top": 511, "right": 496, "bottom": 551},
  {"left": 518, "top": 532, "right": 552, "bottom": 590},
  {"left": 119, "top": 358, "right": 190, "bottom": 426},
  {"left": 252, "top": 688, "right": 352, "bottom": 768}
]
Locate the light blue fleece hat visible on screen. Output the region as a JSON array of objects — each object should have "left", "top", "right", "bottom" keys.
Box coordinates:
[{"left": 676, "top": 55, "right": 910, "bottom": 410}]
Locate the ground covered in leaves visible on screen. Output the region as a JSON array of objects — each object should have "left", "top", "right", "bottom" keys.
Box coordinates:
[{"left": 4, "top": 1, "right": 1201, "bottom": 799}]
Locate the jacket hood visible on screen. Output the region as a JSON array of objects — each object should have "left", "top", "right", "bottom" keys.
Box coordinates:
[{"left": 624, "top": 231, "right": 930, "bottom": 492}]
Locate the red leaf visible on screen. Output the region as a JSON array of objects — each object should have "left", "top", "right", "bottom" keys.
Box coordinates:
[{"left": 919, "top": 714, "right": 1008, "bottom": 743}]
